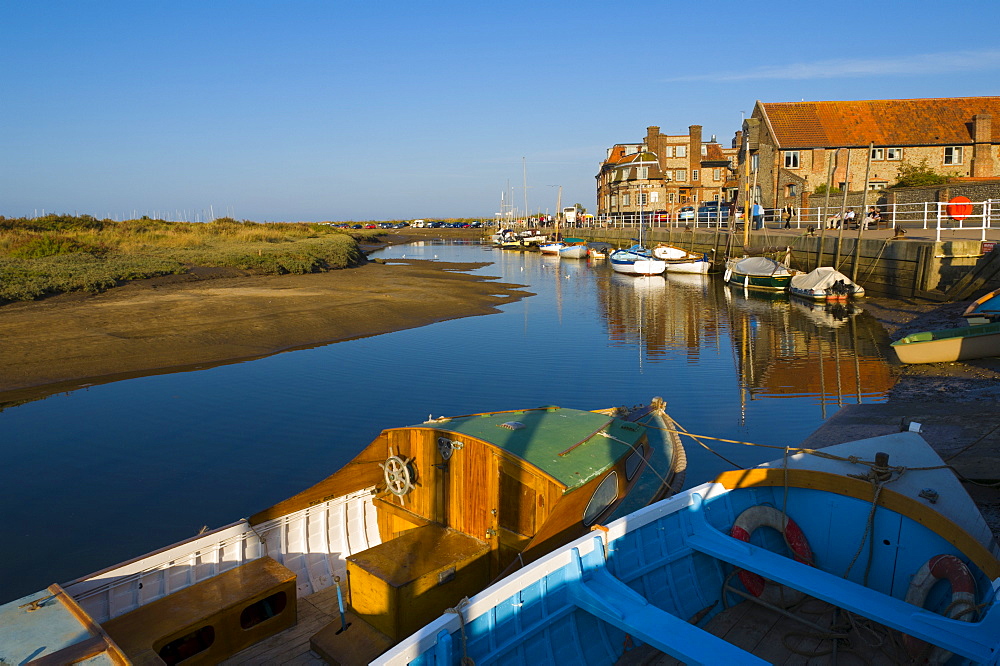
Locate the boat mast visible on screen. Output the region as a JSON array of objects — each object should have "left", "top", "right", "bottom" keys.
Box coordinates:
[{"left": 555, "top": 185, "right": 562, "bottom": 240}]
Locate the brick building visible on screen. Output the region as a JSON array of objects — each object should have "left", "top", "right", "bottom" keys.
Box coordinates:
[
  {"left": 737, "top": 96, "right": 1000, "bottom": 211},
  {"left": 596, "top": 125, "right": 737, "bottom": 222}
]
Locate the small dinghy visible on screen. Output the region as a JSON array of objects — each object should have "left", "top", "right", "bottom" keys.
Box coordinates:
[{"left": 789, "top": 266, "right": 865, "bottom": 300}]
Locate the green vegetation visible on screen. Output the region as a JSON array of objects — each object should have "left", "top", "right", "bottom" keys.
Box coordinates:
[
  {"left": 812, "top": 184, "right": 842, "bottom": 195},
  {"left": 889, "top": 159, "right": 953, "bottom": 188},
  {"left": 0, "top": 215, "right": 367, "bottom": 303}
]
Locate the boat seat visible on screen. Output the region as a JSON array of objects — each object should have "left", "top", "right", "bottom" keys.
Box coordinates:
[
  {"left": 102, "top": 556, "right": 296, "bottom": 664},
  {"left": 564, "top": 539, "right": 767, "bottom": 665},
  {"left": 682, "top": 493, "right": 1000, "bottom": 663}
]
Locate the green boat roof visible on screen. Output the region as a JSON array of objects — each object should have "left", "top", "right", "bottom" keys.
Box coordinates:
[{"left": 414, "top": 406, "right": 646, "bottom": 490}]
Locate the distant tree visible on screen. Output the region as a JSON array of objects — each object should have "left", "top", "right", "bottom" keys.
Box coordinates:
[
  {"left": 890, "top": 159, "right": 951, "bottom": 188},
  {"left": 573, "top": 203, "right": 587, "bottom": 214},
  {"left": 812, "top": 183, "right": 841, "bottom": 195}
]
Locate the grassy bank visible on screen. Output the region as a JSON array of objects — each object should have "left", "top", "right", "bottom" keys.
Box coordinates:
[{"left": 0, "top": 215, "right": 372, "bottom": 302}]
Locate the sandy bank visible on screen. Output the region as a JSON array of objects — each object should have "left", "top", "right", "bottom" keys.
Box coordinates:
[{"left": 0, "top": 248, "right": 530, "bottom": 404}]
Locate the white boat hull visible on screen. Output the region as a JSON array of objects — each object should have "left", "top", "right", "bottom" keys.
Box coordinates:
[
  {"left": 610, "top": 247, "right": 666, "bottom": 276},
  {"left": 664, "top": 260, "right": 710, "bottom": 274},
  {"left": 558, "top": 244, "right": 589, "bottom": 259}
]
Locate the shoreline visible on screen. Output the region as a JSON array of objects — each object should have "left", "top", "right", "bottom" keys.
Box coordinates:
[
  {"left": 0, "top": 229, "right": 530, "bottom": 404},
  {"left": 2, "top": 228, "right": 997, "bottom": 406}
]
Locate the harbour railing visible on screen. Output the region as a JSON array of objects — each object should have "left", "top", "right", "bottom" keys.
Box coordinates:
[{"left": 586, "top": 200, "right": 1000, "bottom": 240}]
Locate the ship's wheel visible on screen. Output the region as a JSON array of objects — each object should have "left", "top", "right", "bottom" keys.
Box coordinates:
[{"left": 380, "top": 447, "right": 415, "bottom": 499}]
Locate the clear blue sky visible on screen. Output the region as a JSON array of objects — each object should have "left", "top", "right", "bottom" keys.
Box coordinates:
[{"left": 3, "top": 1, "right": 999, "bottom": 222}]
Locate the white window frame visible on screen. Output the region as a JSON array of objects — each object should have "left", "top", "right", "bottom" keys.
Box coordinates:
[
  {"left": 751, "top": 153, "right": 759, "bottom": 172},
  {"left": 692, "top": 169, "right": 699, "bottom": 181},
  {"left": 649, "top": 191, "right": 659, "bottom": 203},
  {"left": 868, "top": 181, "right": 887, "bottom": 190},
  {"left": 676, "top": 145, "right": 687, "bottom": 158},
  {"left": 662, "top": 146, "right": 673, "bottom": 158},
  {"left": 713, "top": 168, "right": 721, "bottom": 181},
  {"left": 944, "top": 146, "right": 964, "bottom": 165},
  {"left": 870, "top": 148, "right": 884, "bottom": 161},
  {"left": 886, "top": 148, "right": 902, "bottom": 161},
  {"left": 638, "top": 192, "right": 648, "bottom": 206},
  {"left": 622, "top": 193, "right": 630, "bottom": 206},
  {"left": 637, "top": 166, "right": 648, "bottom": 179},
  {"left": 668, "top": 193, "right": 675, "bottom": 203},
  {"left": 675, "top": 169, "right": 686, "bottom": 182},
  {"left": 783, "top": 151, "right": 800, "bottom": 168}
]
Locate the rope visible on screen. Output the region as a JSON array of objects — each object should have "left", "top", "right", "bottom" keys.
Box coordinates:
[
  {"left": 646, "top": 420, "right": 955, "bottom": 474},
  {"left": 444, "top": 598, "right": 475, "bottom": 666}
]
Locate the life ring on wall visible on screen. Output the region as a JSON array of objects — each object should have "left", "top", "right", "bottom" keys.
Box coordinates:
[
  {"left": 903, "top": 554, "right": 977, "bottom": 664},
  {"left": 730, "top": 505, "right": 814, "bottom": 607}
]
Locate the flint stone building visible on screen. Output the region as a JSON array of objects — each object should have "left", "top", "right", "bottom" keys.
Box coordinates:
[{"left": 737, "top": 96, "right": 1000, "bottom": 210}]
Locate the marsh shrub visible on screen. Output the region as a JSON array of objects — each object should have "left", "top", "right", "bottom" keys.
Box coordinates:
[{"left": 0, "top": 215, "right": 365, "bottom": 302}]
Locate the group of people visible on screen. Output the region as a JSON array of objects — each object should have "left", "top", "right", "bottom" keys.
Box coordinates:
[{"left": 825, "top": 206, "right": 883, "bottom": 230}]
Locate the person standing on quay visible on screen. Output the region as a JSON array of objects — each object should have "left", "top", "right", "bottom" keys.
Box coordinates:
[{"left": 752, "top": 202, "right": 764, "bottom": 230}]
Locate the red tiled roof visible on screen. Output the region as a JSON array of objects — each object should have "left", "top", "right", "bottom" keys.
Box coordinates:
[
  {"left": 761, "top": 97, "right": 1000, "bottom": 149},
  {"left": 704, "top": 144, "right": 727, "bottom": 160}
]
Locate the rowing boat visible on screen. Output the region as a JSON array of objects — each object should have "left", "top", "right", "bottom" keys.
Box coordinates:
[
  {"left": 378, "top": 431, "right": 1000, "bottom": 665},
  {"left": 891, "top": 322, "right": 1000, "bottom": 364}
]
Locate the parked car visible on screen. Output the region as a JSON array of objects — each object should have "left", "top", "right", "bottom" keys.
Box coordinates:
[
  {"left": 678, "top": 206, "right": 695, "bottom": 221},
  {"left": 697, "top": 201, "right": 730, "bottom": 224}
]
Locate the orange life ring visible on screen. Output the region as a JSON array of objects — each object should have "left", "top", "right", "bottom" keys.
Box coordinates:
[
  {"left": 903, "top": 554, "right": 977, "bottom": 664},
  {"left": 730, "top": 505, "right": 813, "bottom": 606}
]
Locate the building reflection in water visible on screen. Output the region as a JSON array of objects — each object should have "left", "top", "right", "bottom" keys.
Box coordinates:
[{"left": 597, "top": 271, "right": 892, "bottom": 417}]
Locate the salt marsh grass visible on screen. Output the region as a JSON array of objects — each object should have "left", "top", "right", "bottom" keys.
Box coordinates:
[{"left": 0, "top": 215, "right": 368, "bottom": 302}]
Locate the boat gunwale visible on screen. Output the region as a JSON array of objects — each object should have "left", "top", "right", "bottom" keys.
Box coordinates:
[{"left": 376, "top": 466, "right": 1000, "bottom": 664}]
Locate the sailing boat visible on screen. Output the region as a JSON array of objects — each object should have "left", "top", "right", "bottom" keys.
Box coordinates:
[{"left": 610, "top": 200, "right": 665, "bottom": 276}]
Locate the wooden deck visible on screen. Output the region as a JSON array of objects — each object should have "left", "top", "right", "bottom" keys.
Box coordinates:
[
  {"left": 221, "top": 586, "right": 344, "bottom": 665},
  {"left": 618, "top": 598, "right": 909, "bottom": 665}
]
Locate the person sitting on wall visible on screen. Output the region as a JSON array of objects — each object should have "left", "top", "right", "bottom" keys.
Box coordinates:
[{"left": 844, "top": 208, "right": 857, "bottom": 229}]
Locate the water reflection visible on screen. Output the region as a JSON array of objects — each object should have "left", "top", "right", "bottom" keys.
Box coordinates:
[{"left": 596, "top": 270, "right": 891, "bottom": 420}]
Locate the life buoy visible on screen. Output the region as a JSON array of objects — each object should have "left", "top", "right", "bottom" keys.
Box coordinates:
[
  {"left": 903, "top": 554, "right": 977, "bottom": 664},
  {"left": 730, "top": 505, "right": 813, "bottom": 607}
]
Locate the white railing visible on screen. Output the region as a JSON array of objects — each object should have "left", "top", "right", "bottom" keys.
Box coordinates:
[{"left": 587, "top": 200, "right": 1000, "bottom": 239}]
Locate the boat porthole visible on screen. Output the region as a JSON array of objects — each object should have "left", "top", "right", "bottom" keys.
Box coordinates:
[
  {"left": 583, "top": 472, "right": 619, "bottom": 525},
  {"left": 625, "top": 447, "right": 644, "bottom": 481}
]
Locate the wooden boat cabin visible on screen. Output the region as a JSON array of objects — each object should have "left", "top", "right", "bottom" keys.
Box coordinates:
[
  {"left": 5, "top": 403, "right": 671, "bottom": 665},
  {"left": 251, "top": 405, "right": 654, "bottom": 655}
]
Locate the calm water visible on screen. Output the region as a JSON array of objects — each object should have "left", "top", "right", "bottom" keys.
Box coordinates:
[{"left": 0, "top": 240, "right": 894, "bottom": 600}]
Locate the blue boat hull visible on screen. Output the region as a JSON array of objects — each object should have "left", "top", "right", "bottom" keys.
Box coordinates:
[{"left": 378, "top": 434, "right": 1000, "bottom": 665}]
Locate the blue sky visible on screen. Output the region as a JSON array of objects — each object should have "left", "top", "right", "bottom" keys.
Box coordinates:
[{"left": 3, "top": 1, "right": 999, "bottom": 222}]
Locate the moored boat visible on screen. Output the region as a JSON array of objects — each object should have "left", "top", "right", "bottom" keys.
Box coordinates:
[
  {"left": 652, "top": 243, "right": 711, "bottom": 274},
  {"left": 587, "top": 242, "right": 613, "bottom": 259},
  {"left": 891, "top": 321, "right": 1000, "bottom": 364},
  {"left": 610, "top": 245, "right": 666, "bottom": 276},
  {"left": 557, "top": 238, "right": 589, "bottom": 259},
  {"left": 789, "top": 266, "right": 865, "bottom": 300},
  {"left": 725, "top": 255, "right": 796, "bottom": 292},
  {"left": 2, "top": 400, "right": 685, "bottom": 665},
  {"left": 377, "top": 431, "right": 1000, "bottom": 665},
  {"left": 964, "top": 287, "right": 1000, "bottom": 324}
]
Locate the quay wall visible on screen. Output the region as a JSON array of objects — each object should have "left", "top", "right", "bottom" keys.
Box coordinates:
[{"left": 563, "top": 227, "right": 997, "bottom": 299}]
